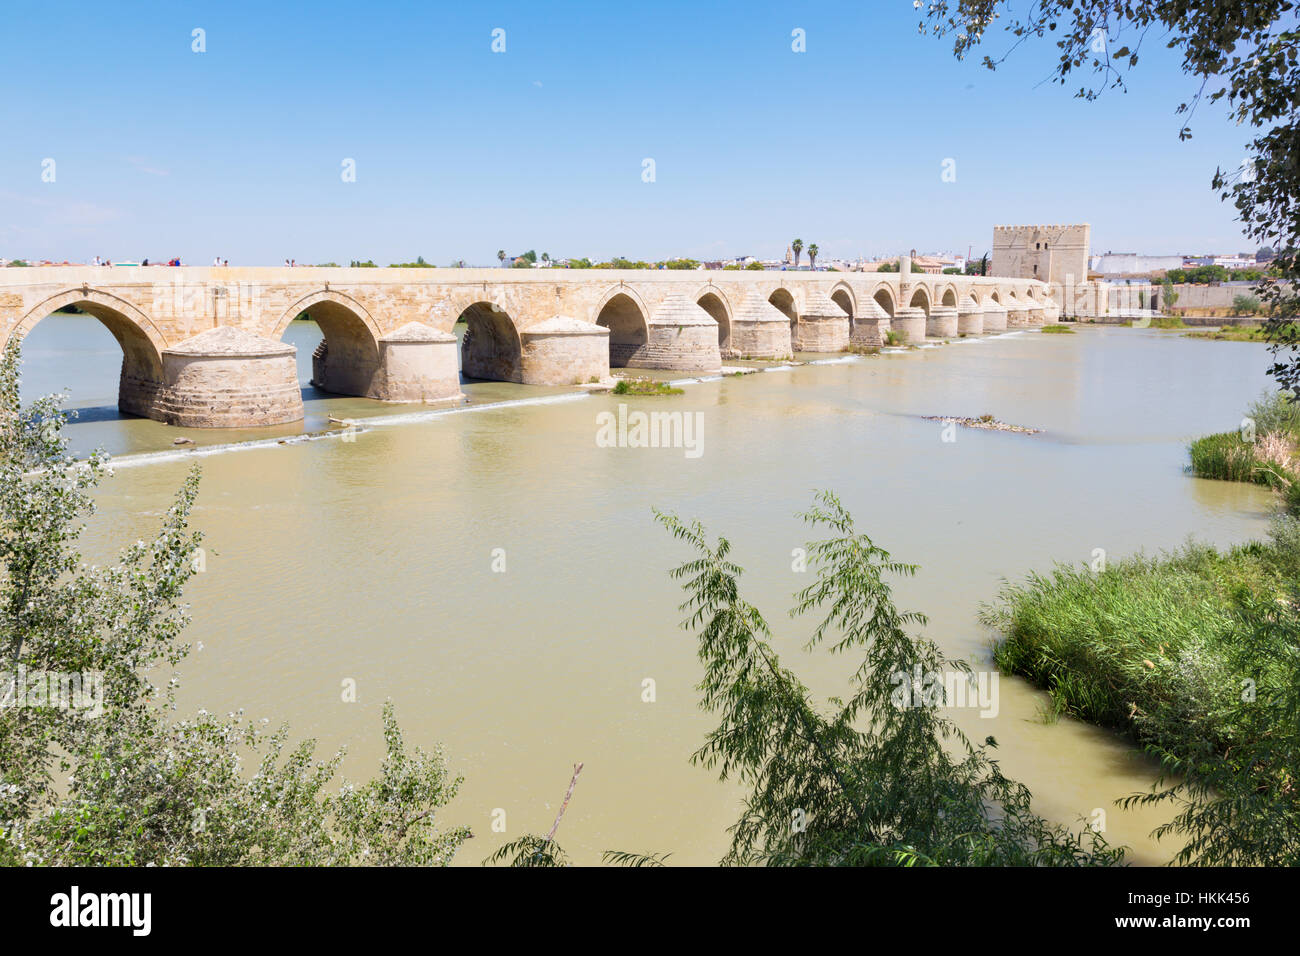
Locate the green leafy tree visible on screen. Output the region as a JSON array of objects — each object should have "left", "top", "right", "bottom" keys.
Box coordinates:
[
  {"left": 0, "top": 342, "right": 469, "bottom": 866},
  {"left": 923, "top": 0, "right": 1300, "bottom": 391},
  {"left": 497, "top": 250, "right": 506, "bottom": 266},
  {"left": 808, "top": 244, "right": 819, "bottom": 269},
  {"left": 1162, "top": 276, "right": 1180, "bottom": 313},
  {"left": 792, "top": 239, "right": 803, "bottom": 269},
  {"left": 649, "top": 492, "right": 1123, "bottom": 866}
]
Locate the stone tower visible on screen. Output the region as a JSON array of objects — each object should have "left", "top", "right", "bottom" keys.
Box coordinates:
[{"left": 991, "top": 224, "right": 1090, "bottom": 286}]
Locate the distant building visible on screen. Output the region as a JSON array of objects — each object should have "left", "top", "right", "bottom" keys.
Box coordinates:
[
  {"left": 1090, "top": 253, "right": 1184, "bottom": 275},
  {"left": 991, "top": 224, "right": 1091, "bottom": 284},
  {"left": 1183, "top": 254, "right": 1257, "bottom": 269}
]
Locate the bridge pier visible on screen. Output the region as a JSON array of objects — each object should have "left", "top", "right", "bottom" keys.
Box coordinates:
[
  {"left": 374, "top": 322, "right": 463, "bottom": 402},
  {"left": 153, "top": 327, "right": 304, "bottom": 428},
  {"left": 1006, "top": 301, "right": 1030, "bottom": 328},
  {"left": 848, "top": 298, "right": 892, "bottom": 349},
  {"left": 519, "top": 316, "right": 609, "bottom": 385},
  {"left": 730, "top": 294, "right": 793, "bottom": 359},
  {"left": 957, "top": 296, "right": 984, "bottom": 335},
  {"left": 891, "top": 306, "right": 927, "bottom": 344},
  {"left": 926, "top": 305, "right": 958, "bottom": 339},
  {"left": 625, "top": 293, "right": 722, "bottom": 373},
  {"left": 792, "top": 290, "right": 851, "bottom": 352},
  {"left": 118, "top": 362, "right": 165, "bottom": 420},
  {"left": 982, "top": 300, "right": 1009, "bottom": 333}
]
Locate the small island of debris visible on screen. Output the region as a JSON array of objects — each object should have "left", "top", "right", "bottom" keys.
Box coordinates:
[{"left": 922, "top": 414, "right": 1041, "bottom": 435}]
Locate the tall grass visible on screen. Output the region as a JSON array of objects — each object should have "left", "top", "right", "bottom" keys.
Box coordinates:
[
  {"left": 985, "top": 538, "right": 1288, "bottom": 758},
  {"left": 1188, "top": 431, "right": 1271, "bottom": 484},
  {"left": 1188, "top": 389, "right": 1299, "bottom": 490}
]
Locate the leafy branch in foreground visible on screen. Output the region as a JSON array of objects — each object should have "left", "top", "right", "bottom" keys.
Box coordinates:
[
  {"left": 654, "top": 491, "right": 1123, "bottom": 866},
  {"left": 0, "top": 340, "right": 469, "bottom": 865}
]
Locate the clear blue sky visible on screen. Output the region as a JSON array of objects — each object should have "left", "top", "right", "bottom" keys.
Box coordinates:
[{"left": 0, "top": 0, "right": 1257, "bottom": 265}]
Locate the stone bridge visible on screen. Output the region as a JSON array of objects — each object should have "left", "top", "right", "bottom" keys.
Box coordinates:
[{"left": 0, "top": 258, "right": 1056, "bottom": 427}]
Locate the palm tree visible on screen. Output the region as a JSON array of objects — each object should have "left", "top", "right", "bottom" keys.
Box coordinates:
[
  {"left": 497, "top": 250, "right": 506, "bottom": 267},
  {"left": 792, "top": 239, "right": 803, "bottom": 269},
  {"left": 808, "top": 244, "right": 819, "bottom": 270}
]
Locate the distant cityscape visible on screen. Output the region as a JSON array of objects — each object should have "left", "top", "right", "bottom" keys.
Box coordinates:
[{"left": 0, "top": 244, "right": 1281, "bottom": 279}]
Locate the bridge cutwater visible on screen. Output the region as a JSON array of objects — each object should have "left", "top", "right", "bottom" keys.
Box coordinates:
[{"left": 0, "top": 258, "right": 1057, "bottom": 428}]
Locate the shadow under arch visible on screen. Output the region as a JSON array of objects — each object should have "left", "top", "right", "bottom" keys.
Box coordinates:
[
  {"left": 768, "top": 287, "right": 798, "bottom": 331},
  {"left": 696, "top": 288, "right": 732, "bottom": 353},
  {"left": 908, "top": 286, "right": 931, "bottom": 314},
  {"left": 871, "top": 285, "right": 896, "bottom": 317},
  {"left": 829, "top": 285, "right": 855, "bottom": 320},
  {"left": 276, "top": 290, "right": 382, "bottom": 398},
  {"left": 594, "top": 291, "right": 648, "bottom": 368},
  {"left": 10, "top": 289, "right": 168, "bottom": 418},
  {"left": 455, "top": 301, "right": 522, "bottom": 383}
]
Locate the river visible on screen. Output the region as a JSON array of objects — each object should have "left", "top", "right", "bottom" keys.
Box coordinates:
[{"left": 18, "top": 315, "right": 1279, "bottom": 865}]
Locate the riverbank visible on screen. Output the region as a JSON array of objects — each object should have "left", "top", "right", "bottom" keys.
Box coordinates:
[{"left": 983, "top": 385, "right": 1300, "bottom": 864}]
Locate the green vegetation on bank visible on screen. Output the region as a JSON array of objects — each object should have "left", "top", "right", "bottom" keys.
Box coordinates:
[
  {"left": 983, "top": 386, "right": 1300, "bottom": 864},
  {"left": 611, "top": 377, "right": 683, "bottom": 396},
  {"left": 983, "top": 526, "right": 1300, "bottom": 865},
  {"left": 1040, "top": 324, "right": 1075, "bottom": 334},
  {"left": 1187, "top": 390, "right": 1300, "bottom": 504},
  {"left": 1184, "top": 325, "right": 1269, "bottom": 341}
]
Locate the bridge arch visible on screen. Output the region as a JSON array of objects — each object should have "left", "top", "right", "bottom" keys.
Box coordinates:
[
  {"left": 10, "top": 289, "right": 168, "bottom": 418},
  {"left": 276, "top": 290, "right": 382, "bottom": 397},
  {"left": 768, "top": 287, "right": 798, "bottom": 332},
  {"left": 940, "top": 285, "right": 959, "bottom": 308},
  {"left": 907, "top": 286, "right": 931, "bottom": 314},
  {"left": 828, "top": 282, "right": 856, "bottom": 319},
  {"left": 869, "top": 283, "right": 896, "bottom": 317},
  {"left": 455, "top": 300, "right": 523, "bottom": 383},
  {"left": 10, "top": 288, "right": 167, "bottom": 378},
  {"left": 692, "top": 284, "right": 733, "bottom": 352},
  {"left": 593, "top": 286, "right": 650, "bottom": 368}
]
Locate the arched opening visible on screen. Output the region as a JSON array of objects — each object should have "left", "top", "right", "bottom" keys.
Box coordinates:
[
  {"left": 14, "top": 296, "right": 165, "bottom": 421},
  {"left": 830, "top": 288, "right": 854, "bottom": 320},
  {"left": 455, "top": 301, "right": 522, "bottom": 383},
  {"left": 288, "top": 299, "right": 381, "bottom": 398},
  {"left": 908, "top": 287, "right": 930, "bottom": 315},
  {"left": 941, "top": 288, "right": 958, "bottom": 308},
  {"left": 594, "top": 293, "right": 648, "bottom": 367},
  {"left": 769, "top": 288, "right": 798, "bottom": 333},
  {"left": 873, "top": 287, "right": 896, "bottom": 317},
  {"left": 697, "top": 292, "right": 731, "bottom": 352}
]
